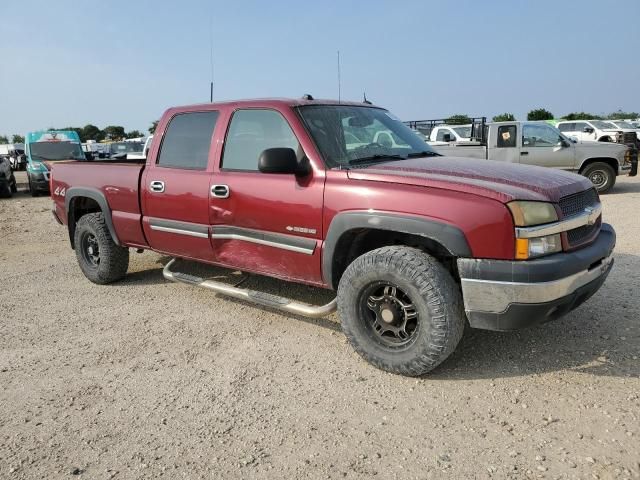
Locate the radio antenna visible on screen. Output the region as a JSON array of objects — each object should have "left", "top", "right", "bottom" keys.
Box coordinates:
[
  {"left": 209, "top": 14, "right": 214, "bottom": 102},
  {"left": 337, "top": 50, "right": 341, "bottom": 103}
]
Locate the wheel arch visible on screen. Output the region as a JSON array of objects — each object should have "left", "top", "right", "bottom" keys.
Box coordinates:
[
  {"left": 578, "top": 157, "right": 619, "bottom": 176},
  {"left": 65, "top": 187, "right": 120, "bottom": 248},
  {"left": 323, "top": 211, "right": 471, "bottom": 289}
]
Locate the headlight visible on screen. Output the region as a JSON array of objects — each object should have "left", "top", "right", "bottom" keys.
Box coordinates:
[
  {"left": 507, "top": 201, "right": 558, "bottom": 226},
  {"left": 515, "top": 234, "right": 562, "bottom": 260}
]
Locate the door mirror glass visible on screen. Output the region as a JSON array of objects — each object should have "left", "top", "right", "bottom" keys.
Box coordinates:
[
  {"left": 258, "top": 148, "right": 299, "bottom": 174},
  {"left": 442, "top": 133, "right": 453, "bottom": 142},
  {"left": 584, "top": 126, "right": 594, "bottom": 133}
]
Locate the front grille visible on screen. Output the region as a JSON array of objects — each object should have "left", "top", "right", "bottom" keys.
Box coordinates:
[
  {"left": 559, "top": 188, "right": 601, "bottom": 248},
  {"left": 559, "top": 188, "right": 599, "bottom": 218},
  {"left": 567, "top": 216, "right": 601, "bottom": 246}
]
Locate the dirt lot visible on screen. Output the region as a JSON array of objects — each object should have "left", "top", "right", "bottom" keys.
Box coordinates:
[{"left": 1, "top": 171, "right": 638, "bottom": 479}]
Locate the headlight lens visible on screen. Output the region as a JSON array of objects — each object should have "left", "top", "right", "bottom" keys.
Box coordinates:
[
  {"left": 507, "top": 201, "right": 558, "bottom": 226},
  {"left": 515, "top": 234, "right": 562, "bottom": 260}
]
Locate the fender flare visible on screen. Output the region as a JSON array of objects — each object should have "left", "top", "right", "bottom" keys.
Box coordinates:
[
  {"left": 65, "top": 187, "right": 120, "bottom": 247},
  {"left": 322, "top": 211, "right": 471, "bottom": 288}
]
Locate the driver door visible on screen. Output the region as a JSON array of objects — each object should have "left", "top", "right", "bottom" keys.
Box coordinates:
[{"left": 520, "top": 123, "right": 575, "bottom": 169}]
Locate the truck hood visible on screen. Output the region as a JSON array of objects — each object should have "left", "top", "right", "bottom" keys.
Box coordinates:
[
  {"left": 573, "top": 141, "right": 626, "bottom": 159},
  {"left": 346, "top": 157, "right": 593, "bottom": 203}
]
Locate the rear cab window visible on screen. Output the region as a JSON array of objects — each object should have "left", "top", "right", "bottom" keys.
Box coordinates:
[
  {"left": 157, "top": 111, "right": 219, "bottom": 169},
  {"left": 496, "top": 125, "right": 517, "bottom": 148},
  {"left": 221, "top": 109, "right": 300, "bottom": 171}
]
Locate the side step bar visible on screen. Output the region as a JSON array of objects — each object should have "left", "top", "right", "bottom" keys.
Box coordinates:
[{"left": 163, "top": 259, "right": 337, "bottom": 318}]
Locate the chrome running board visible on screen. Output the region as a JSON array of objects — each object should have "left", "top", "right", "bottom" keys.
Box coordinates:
[{"left": 163, "top": 259, "right": 337, "bottom": 318}]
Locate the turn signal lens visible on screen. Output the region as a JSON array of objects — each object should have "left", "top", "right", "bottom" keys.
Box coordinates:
[{"left": 507, "top": 201, "right": 558, "bottom": 227}]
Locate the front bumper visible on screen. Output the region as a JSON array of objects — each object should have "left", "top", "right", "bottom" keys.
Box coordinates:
[
  {"left": 458, "top": 224, "right": 616, "bottom": 331},
  {"left": 29, "top": 171, "right": 50, "bottom": 192}
]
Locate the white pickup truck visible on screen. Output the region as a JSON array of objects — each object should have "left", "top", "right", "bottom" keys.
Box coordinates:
[
  {"left": 428, "top": 125, "right": 473, "bottom": 143},
  {"left": 555, "top": 119, "right": 635, "bottom": 143},
  {"left": 126, "top": 135, "right": 153, "bottom": 160},
  {"left": 430, "top": 121, "right": 635, "bottom": 193}
]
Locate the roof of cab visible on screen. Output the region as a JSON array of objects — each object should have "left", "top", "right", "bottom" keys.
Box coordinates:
[{"left": 165, "top": 97, "right": 384, "bottom": 113}]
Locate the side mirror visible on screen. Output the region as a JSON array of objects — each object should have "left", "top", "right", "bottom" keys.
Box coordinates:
[
  {"left": 442, "top": 133, "right": 453, "bottom": 142},
  {"left": 258, "top": 147, "right": 299, "bottom": 174},
  {"left": 584, "top": 127, "right": 594, "bottom": 133}
]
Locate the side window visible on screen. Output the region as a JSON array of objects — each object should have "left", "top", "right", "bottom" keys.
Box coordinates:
[
  {"left": 558, "top": 123, "right": 575, "bottom": 132},
  {"left": 436, "top": 129, "right": 451, "bottom": 142},
  {"left": 497, "top": 125, "right": 517, "bottom": 148},
  {"left": 574, "top": 122, "right": 587, "bottom": 132},
  {"left": 522, "top": 124, "right": 562, "bottom": 147},
  {"left": 157, "top": 111, "right": 219, "bottom": 169},
  {"left": 222, "top": 109, "right": 299, "bottom": 171}
]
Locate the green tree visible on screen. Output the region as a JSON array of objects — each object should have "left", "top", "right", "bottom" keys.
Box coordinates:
[
  {"left": 492, "top": 113, "right": 516, "bottom": 122},
  {"left": 82, "top": 124, "right": 105, "bottom": 142},
  {"left": 0, "top": 135, "right": 9, "bottom": 144},
  {"left": 527, "top": 108, "right": 554, "bottom": 121},
  {"left": 607, "top": 111, "right": 639, "bottom": 120},
  {"left": 11, "top": 134, "right": 25, "bottom": 143},
  {"left": 562, "top": 112, "right": 601, "bottom": 120},
  {"left": 148, "top": 120, "right": 159, "bottom": 134},
  {"left": 103, "top": 125, "right": 126, "bottom": 140},
  {"left": 445, "top": 114, "right": 471, "bottom": 125},
  {"left": 126, "top": 130, "right": 144, "bottom": 139}
]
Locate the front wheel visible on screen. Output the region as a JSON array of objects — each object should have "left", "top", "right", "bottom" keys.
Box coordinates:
[
  {"left": 28, "top": 175, "right": 38, "bottom": 197},
  {"left": 337, "top": 246, "right": 465, "bottom": 376},
  {"left": 74, "top": 212, "right": 129, "bottom": 284},
  {"left": 582, "top": 162, "right": 616, "bottom": 193}
]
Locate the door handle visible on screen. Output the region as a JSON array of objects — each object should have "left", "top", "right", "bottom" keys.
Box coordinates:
[
  {"left": 211, "top": 184, "right": 230, "bottom": 198},
  {"left": 520, "top": 151, "right": 529, "bottom": 156},
  {"left": 150, "top": 180, "right": 165, "bottom": 193}
]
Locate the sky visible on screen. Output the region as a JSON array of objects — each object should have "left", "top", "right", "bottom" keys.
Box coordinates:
[{"left": 0, "top": 0, "right": 638, "bottom": 137}]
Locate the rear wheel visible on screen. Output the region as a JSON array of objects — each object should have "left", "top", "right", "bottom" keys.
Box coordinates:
[
  {"left": 583, "top": 162, "right": 616, "bottom": 193},
  {"left": 337, "top": 246, "right": 465, "bottom": 376},
  {"left": 74, "top": 212, "right": 129, "bottom": 284}
]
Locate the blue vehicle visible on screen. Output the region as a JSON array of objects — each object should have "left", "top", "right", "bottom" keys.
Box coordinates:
[{"left": 25, "top": 130, "right": 85, "bottom": 196}]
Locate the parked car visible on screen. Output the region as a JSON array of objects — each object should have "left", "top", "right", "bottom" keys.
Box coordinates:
[
  {"left": 556, "top": 119, "right": 628, "bottom": 143},
  {"left": 126, "top": 135, "right": 153, "bottom": 160},
  {"left": 0, "top": 155, "right": 17, "bottom": 197},
  {"left": 51, "top": 98, "right": 615, "bottom": 376},
  {"left": 103, "top": 141, "right": 144, "bottom": 159},
  {"left": 429, "top": 124, "right": 473, "bottom": 143},
  {"left": 0, "top": 143, "right": 26, "bottom": 170},
  {"left": 606, "top": 120, "right": 640, "bottom": 140},
  {"left": 25, "top": 130, "right": 85, "bottom": 196},
  {"left": 429, "top": 121, "right": 635, "bottom": 193}
]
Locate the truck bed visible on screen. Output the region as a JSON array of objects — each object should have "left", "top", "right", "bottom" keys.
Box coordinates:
[{"left": 51, "top": 161, "right": 147, "bottom": 247}]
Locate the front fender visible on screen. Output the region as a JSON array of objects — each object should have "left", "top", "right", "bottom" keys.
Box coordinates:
[{"left": 322, "top": 210, "right": 471, "bottom": 288}]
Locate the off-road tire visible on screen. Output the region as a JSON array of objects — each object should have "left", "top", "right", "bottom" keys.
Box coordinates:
[
  {"left": 74, "top": 212, "right": 129, "bottom": 284},
  {"left": 582, "top": 162, "right": 616, "bottom": 193},
  {"left": 337, "top": 246, "right": 465, "bottom": 376},
  {"left": 10, "top": 180, "right": 17, "bottom": 193}
]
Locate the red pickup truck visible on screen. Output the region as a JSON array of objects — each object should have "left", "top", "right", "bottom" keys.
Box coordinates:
[{"left": 50, "top": 98, "right": 615, "bottom": 376}]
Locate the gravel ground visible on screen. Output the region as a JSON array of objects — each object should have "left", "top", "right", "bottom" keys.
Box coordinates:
[{"left": 1, "top": 171, "right": 639, "bottom": 479}]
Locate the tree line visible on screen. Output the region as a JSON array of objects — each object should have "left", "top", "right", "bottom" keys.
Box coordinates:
[
  {"left": 445, "top": 110, "right": 639, "bottom": 124},
  {"left": 0, "top": 120, "right": 158, "bottom": 145}
]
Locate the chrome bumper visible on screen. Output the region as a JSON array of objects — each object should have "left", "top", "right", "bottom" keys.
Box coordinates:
[{"left": 460, "top": 253, "right": 613, "bottom": 314}]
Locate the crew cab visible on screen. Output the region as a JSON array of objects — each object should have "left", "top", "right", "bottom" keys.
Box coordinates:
[
  {"left": 50, "top": 98, "right": 616, "bottom": 376},
  {"left": 430, "top": 121, "right": 635, "bottom": 193},
  {"left": 556, "top": 119, "right": 630, "bottom": 143}
]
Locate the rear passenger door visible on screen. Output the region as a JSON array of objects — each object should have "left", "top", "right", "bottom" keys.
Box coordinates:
[
  {"left": 209, "top": 108, "right": 325, "bottom": 284},
  {"left": 141, "top": 111, "right": 220, "bottom": 260},
  {"left": 489, "top": 124, "right": 520, "bottom": 162}
]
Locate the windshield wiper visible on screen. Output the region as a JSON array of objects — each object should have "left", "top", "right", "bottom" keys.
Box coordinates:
[
  {"left": 406, "top": 150, "right": 441, "bottom": 158},
  {"left": 348, "top": 154, "right": 406, "bottom": 166}
]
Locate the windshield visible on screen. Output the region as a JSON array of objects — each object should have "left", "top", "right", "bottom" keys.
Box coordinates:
[
  {"left": 29, "top": 141, "right": 85, "bottom": 161},
  {"left": 109, "top": 142, "right": 143, "bottom": 153},
  {"left": 591, "top": 120, "right": 617, "bottom": 130},
  {"left": 452, "top": 126, "right": 472, "bottom": 138},
  {"left": 298, "top": 105, "right": 437, "bottom": 168}
]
